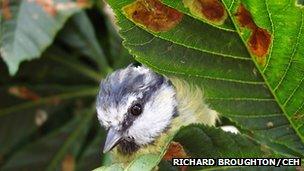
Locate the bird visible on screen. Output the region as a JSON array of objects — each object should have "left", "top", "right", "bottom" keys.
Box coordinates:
[{"left": 96, "top": 63, "right": 219, "bottom": 163}]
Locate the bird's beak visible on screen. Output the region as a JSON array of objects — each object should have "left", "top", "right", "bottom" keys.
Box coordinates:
[{"left": 103, "top": 127, "right": 122, "bottom": 153}]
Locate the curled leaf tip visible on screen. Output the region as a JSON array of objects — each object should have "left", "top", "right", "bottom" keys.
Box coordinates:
[{"left": 123, "top": 0, "right": 183, "bottom": 32}]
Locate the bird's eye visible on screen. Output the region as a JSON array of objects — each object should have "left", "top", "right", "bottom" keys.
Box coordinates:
[{"left": 130, "top": 103, "right": 142, "bottom": 116}]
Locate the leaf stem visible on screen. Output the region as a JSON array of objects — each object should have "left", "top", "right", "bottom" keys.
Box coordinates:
[
  {"left": 49, "top": 55, "right": 102, "bottom": 82},
  {"left": 0, "top": 87, "right": 98, "bottom": 117}
]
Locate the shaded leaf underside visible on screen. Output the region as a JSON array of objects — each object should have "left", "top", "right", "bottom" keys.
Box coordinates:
[
  {"left": 107, "top": 0, "right": 304, "bottom": 157},
  {"left": 2, "top": 108, "right": 95, "bottom": 171}
]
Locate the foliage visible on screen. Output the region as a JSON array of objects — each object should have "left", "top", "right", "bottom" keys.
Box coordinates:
[
  {"left": 0, "top": 1, "right": 131, "bottom": 169},
  {"left": 0, "top": 0, "right": 303, "bottom": 170}
]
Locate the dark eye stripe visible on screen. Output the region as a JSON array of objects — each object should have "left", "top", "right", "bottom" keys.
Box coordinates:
[
  {"left": 119, "top": 74, "right": 172, "bottom": 132},
  {"left": 121, "top": 111, "right": 136, "bottom": 131},
  {"left": 130, "top": 103, "right": 142, "bottom": 116}
]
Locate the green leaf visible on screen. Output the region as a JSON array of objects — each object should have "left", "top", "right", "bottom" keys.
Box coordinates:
[
  {"left": 0, "top": 50, "right": 98, "bottom": 161},
  {"left": 0, "top": 0, "right": 84, "bottom": 75},
  {"left": 102, "top": 7, "right": 134, "bottom": 69},
  {"left": 126, "top": 154, "right": 159, "bottom": 171},
  {"left": 95, "top": 124, "right": 276, "bottom": 170},
  {"left": 158, "top": 125, "right": 298, "bottom": 171},
  {"left": 237, "top": 0, "right": 304, "bottom": 145},
  {"left": 93, "top": 163, "right": 124, "bottom": 171},
  {"left": 107, "top": 0, "right": 304, "bottom": 157},
  {"left": 76, "top": 129, "right": 106, "bottom": 171},
  {"left": 2, "top": 107, "right": 95, "bottom": 171},
  {"left": 174, "top": 124, "right": 266, "bottom": 158},
  {"left": 58, "top": 11, "right": 112, "bottom": 75},
  {"left": 0, "top": 85, "right": 97, "bottom": 157},
  {"left": 46, "top": 46, "right": 102, "bottom": 82}
]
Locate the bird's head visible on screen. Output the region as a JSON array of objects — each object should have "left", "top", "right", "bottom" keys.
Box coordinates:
[{"left": 96, "top": 64, "right": 177, "bottom": 154}]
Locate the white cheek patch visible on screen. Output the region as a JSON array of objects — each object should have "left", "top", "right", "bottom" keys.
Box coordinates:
[
  {"left": 127, "top": 85, "right": 177, "bottom": 145},
  {"left": 97, "top": 94, "right": 139, "bottom": 128}
]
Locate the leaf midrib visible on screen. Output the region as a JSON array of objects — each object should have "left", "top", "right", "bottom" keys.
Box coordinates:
[{"left": 219, "top": 0, "right": 304, "bottom": 144}]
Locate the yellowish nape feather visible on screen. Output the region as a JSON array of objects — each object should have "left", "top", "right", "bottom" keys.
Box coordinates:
[
  {"left": 170, "top": 77, "right": 220, "bottom": 126},
  {"left": 111, "top": 77, "right": 219, "bottom": 165}
]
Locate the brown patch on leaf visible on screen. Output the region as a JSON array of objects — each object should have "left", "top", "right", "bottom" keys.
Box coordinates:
[
  {"left": 1, "top": 0, "right": 12, "bottom": 20},
  {"left": 123, "top": 0, "right": 183, "bottom": 32},
  {"left": 36, "top": 0, "right": 57, "bottom": 16},
  {"left": 34, "top": 0, "right": 90, "bottom": 17},
  {"left": 8, "top": 86, "right": 40, "bottom": 101},
  {"left": 236, "top": 4, "right": 271, "bottom": 65},
  {"left": 197, "top": 0, "right": 226, "bottom": 22},
  {"left": 183, "top": 0, "right": 227, "bottom": 25},
  {"left": 163, "top": 141, "right": 188, "bottom": 171},
  {"left": 76, "top": 0, "right": 91, "bottom": 8},
  {"left": 235, "top": 4, "right": 255, "bottom": 29},
  {"left": 249, "top": 28, "right": 271, "bottom": 59},
  {"left": 61, "top": 154, "right": 75, "bottom": 171}
]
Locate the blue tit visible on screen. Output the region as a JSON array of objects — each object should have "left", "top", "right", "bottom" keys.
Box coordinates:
[{"left": 96, "top": 63, "right": 219, "bottom": 162}]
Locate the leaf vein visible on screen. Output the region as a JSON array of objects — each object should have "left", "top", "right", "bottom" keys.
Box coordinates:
[
  {"left": 123, "top": 21, "right": 251, "bottom": 60},
  {"left": 206, "top": 97, "right": 275, "bottom": 101},
  {"left": 134, "top": 54, "right": 266, "bottom": 85},
  {"left": 283, "top": 73, "right": 304, "bottom": 106},
  {"left": 262, "top": 0, "right": 275, "bottom": 72},
  {"left": 225, "top": 113, "right": 282, "bottom": 118},
  {"left": 273, "top": 12, "right": 304, "bottom": 91}
]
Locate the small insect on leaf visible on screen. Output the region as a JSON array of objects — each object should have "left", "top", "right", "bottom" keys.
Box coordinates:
[
  {"left": 236, "top": 4, "right": 271, "bottom": 66},
  {"left": 123, "top": 0, "right": 183, "bottom": 32},
  {"left": 183, "top": 0, "right": 227, "bottom": 25}
]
